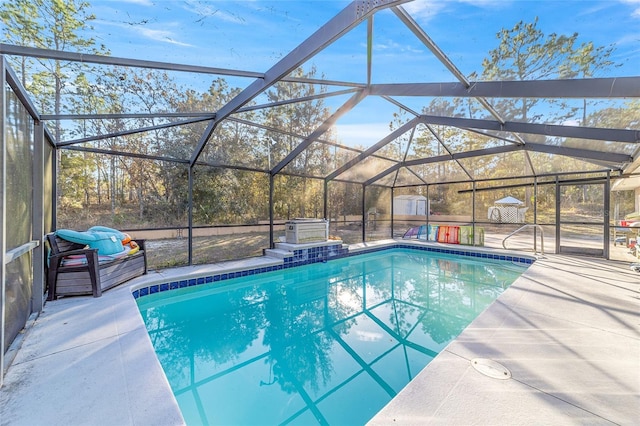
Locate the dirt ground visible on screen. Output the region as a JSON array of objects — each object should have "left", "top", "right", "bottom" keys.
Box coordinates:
[{"left": 145, "top": 233, "right": 271, "bottom": 269}]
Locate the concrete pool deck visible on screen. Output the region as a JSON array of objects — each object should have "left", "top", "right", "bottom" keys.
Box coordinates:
[{"left": 1, "top": 241, "right": 639, "bottom": 425}]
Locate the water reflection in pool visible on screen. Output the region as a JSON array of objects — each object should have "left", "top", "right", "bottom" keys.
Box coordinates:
[{"left": 137, "top": 248, "right": 527, "bottom": 425}]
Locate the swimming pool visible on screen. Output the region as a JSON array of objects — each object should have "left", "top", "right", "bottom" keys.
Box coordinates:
[{"left": 136, "top": 247, "right": 530, "bottom": 425}]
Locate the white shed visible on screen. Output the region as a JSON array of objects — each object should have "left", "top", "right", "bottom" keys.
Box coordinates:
[
  {"left": 393, "top": 195, "right": 429, "bottom": 216},
  {"left": 488, "top": 196, "right": 529, "bottom": 223}
]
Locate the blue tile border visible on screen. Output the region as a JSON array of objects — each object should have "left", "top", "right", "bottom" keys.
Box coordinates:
[{"left": 133, "top": 243, "right": 534, "bottom": 300}]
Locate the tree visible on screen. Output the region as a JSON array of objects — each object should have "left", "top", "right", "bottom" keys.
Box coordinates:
[
  {"left": 2, "top": 0, "right": 114, "bottom": 228},
  {"left": 479, "top": 17, "right": 618, "bottom": 126},
  {"left": 0, "top": 0, "right": 42, "bottom": 87},
  {"left": 170, "top": 78, "right": 267, "bottom": 224},
  {"left": 1, "top": 0, "right": 108, "bottom": 141},
  {"left": 115, "top": 69, "right": 186, "bottom": 221},
  {"left": 261, "top": 67, "right": 333, "bottom": 219},
  {"left": 480, "top": 18, "right": 577, "bottom": 123},
  {"left": 471, "top": 18, "right": 620, "bottom": 210},
  {"left": 565, "top": 41, "right": 618, "bottom": 125}
]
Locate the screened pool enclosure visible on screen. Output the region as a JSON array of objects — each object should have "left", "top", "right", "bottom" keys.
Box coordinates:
[{"left": 1, "top": 0, "right": 639, "bottom": 385}]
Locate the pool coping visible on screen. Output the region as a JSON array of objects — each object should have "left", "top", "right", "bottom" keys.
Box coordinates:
[{"left": 2, "top": 240, "right": 638, "bottom": 425}]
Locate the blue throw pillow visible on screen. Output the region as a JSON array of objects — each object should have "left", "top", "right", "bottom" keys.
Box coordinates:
[
  {"left": 55, "top": 229, "right": 98, "bottom": 246},
  {"left": 87, "top": 231, "right": 124, "bottom": 255},
  {"left": 87, "top": 226, "right": 126, "bottom": 242},
  {"left": 55, "top": 229, "right": 124, "bottom": 255}
]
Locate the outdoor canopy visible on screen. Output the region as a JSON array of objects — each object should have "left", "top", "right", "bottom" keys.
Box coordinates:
[{"left": 1, "top": 0, "right": 639, "bottom": 191}]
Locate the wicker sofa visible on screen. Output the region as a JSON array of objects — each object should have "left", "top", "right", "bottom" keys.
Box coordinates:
[{"left": 46, "top": 232, "right": 147, "bottom": 300}]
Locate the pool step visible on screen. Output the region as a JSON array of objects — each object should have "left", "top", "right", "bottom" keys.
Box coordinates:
[
  {"left": 265, "top": 241, "right": 349, "bottom": 262},
  {"left": 264, "top": 248, "right": 292, "bottom": 259}
]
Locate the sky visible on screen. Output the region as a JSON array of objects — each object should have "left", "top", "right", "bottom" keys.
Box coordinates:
[
  {"left": 73, "top": 0, "right": 639, "bottom": 144},
  {"left": 85, "top": 0, "right": 639, "bottom": 78},
  {"left": 3, "top": 0, "right": 639, "bottom": 144}
]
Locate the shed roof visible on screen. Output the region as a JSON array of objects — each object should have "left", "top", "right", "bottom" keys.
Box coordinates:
[{"left": 494, "top": 196, "right": 524, "bottom": 205}]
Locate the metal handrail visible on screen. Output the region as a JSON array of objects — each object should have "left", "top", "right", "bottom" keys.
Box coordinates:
[{"left": 502, "top": 224, "right": 545, "bottom": 255}]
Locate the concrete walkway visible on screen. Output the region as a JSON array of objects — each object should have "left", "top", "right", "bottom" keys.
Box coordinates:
[
  {"left": 1, "top": 247, "right": 639, "bottom": 425},
  {"left": 370, "top": 254, "right": 640, "bottom": 425}
]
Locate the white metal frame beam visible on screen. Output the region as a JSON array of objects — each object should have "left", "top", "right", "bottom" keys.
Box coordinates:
[
  {"left": 326, "top": 116, "right": 421, "bottom": 181},
  {"left": 190, "top": 0, "right": 412, "bottom": 166},
  {"left": 369, "top": 77, "right": 640, "bottom": 98},
  {"left": 271, "top": 89, "right": 369, "bottom": 175},
  {"left": 419, "top": 115, "right": 640, "bottom": 144},
  {"left": 364, "top": 143, "right": 630, "bottom": 186}
]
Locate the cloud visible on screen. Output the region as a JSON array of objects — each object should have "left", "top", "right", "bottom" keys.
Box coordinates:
[
  {"left": 457, "top": 0, "right": 507, "bottom": 6},
  {"left": 620, "top": 0, "right": 640, "bottom": 17},
  {"left": 118, "top": 0, "right": 154, "bottom": 6},
  {"left": 401, "top": 0, "right": 504, "bottom": 22},
  {"left": 561, "top": 119, "right": 581, "bottom": 127},
  {"left": 373, "top": 38, "right": 423, "bottom": 54},
  {"left": 613, "top": 1, "right": 640, "bottom": 47},
  {"left": 401, "top": 0, "right": 447, "bottom": 22},
  {"left": 95, "top": 18, "right": 193, "bottom": 47},
  {"left": 616, "top": 32, "right": 640, "bottom": 45},
  {"left": 135, "top": 27, "right": 193, "bottom": 47},
  {"left": 182, "top": 0, "right": 248, "bottom": 25}
]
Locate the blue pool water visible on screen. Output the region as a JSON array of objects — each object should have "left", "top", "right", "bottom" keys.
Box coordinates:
[{"left": 137, "top": 248, "right": 528, "bottom": 425}]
